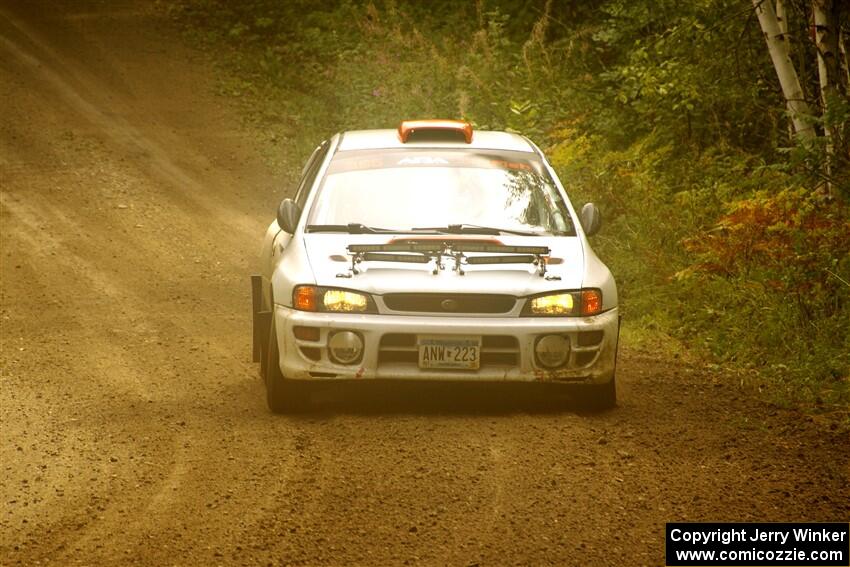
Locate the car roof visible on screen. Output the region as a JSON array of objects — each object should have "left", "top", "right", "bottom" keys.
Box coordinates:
[{"left": 337, "top": 129, "right": 536, "bottom": 153}]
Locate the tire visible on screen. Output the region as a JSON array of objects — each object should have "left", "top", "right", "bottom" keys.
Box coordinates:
[
  {"left": 259, "top": 332, "right": 269, "bottom": 381},
  {"left": 579, "top": 374, "right": 617, "bottom": 411},
  {"left": 265, "top": 318, "right": 308, "bottom": 413},
  {"left": 580, "top": 317, "right": 620, "bottom": 411}
]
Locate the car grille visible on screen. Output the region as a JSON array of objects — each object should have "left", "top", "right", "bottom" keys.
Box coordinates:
[
  {"left": 378, "top": 333, "right": 520, "bottom": 368},
  {"left": 382, "top": 293, "right": 516, "bottom": 314}
]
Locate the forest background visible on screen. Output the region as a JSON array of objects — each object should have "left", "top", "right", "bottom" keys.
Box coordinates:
[{"left": 171, "top": 0, "right": 850, "bottom": 418}]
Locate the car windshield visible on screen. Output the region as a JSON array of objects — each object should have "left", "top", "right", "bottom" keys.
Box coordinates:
[{"left": 306, "top": 149, "right": 575, "bottom": 236}]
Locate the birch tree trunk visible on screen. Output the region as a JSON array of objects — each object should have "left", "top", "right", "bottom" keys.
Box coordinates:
[
  {"left": 752, "top": 0, "right": 816, "bottom": 139},
  {"left": 775, "top": 0, "right": 794, "bottom": 140},
  {"left": 812, "top": 0, "right": 835, "bottom": 188},
  {"left": 812, "top": 1, "right": 841, "bottom": 93},
  {"left": 840, "top": 29, "right": 850, "bottom": 88},
  {"left": 775, "top": 0, "right": 790, "bottom": 58}
]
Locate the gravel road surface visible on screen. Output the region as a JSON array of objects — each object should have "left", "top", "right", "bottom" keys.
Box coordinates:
[{"left": 1, "top": 1, "right": 848, "bottom": 565}]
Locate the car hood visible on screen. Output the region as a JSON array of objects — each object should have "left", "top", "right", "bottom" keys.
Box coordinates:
[{"left": 303, "top": 234, "right": 585, "bottom": 296}]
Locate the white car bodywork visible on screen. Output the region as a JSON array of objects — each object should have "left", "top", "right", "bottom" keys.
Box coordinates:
[{"left": 253, "top": 125, "right": 619, "bottom": 410}]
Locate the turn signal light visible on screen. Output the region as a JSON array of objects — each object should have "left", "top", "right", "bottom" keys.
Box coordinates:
[
  {"left": 581, "top": 289, "right": 602, "bottom": 316},
  {"left": 293, "top": 286, "right": 318, "bottom": 311}
]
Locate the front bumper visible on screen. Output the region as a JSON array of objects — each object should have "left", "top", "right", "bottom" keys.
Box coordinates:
[{"left": 272, "top": 306, "right": 619, "bottom": 384}]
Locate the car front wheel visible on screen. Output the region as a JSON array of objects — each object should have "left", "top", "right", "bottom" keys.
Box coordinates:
[
  {"left": 578, "top": 374, "right": 616, "bottom": 411},
  {"left": 265, "top": 319, "right": 308, "bottom": 413}
]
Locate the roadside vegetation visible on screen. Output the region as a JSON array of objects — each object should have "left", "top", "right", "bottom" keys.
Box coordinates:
[{"left": 170, "top": 0, "right": 849, "bottom": 417}]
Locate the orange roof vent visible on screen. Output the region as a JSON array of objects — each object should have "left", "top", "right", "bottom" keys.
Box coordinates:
[{"left": 398, "top": 119, "right": 473, "bottom": 144}]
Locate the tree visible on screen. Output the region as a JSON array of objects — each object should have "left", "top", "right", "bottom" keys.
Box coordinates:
[
  {"left": 812, "top": 0, "right": 847, "bottom": 190},
  {"left": 752, "top": 0, "right": 816, "bottom": 140}
]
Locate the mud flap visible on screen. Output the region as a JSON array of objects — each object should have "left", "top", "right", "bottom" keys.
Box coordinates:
[
  {"left": 616, "top": 313, "right": 622, "bottom": 365},
  {"left": 251, "top": 275, "right": 271, "bottom": 362}
]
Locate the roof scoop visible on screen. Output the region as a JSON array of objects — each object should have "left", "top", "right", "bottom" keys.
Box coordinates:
[{"left": 398, "top": 119, "right": 473, "bottom": 144}]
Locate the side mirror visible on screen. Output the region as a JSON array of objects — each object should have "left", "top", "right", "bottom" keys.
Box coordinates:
[
  {"left": 277, "top": 199, "right": 302, "bottom": 234},
  {"left": 580, "top": 202, "right": 602, "bottom": 237}
]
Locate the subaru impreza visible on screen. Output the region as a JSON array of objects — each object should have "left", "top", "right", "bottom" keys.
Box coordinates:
[{"left": 251, "top": 120, "right": 619, "bottom": 412}]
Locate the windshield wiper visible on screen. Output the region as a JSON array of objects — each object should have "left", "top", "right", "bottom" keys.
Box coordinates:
[
  {"left": 306, "top": 223, "right": 398, "bottom": 234},
  {"left": 411, "top": 224, "right": 543, "bottom": 236},
  {"left": 307, "top": 223, "right": 544, "bottom": 236},
  {"left": 307, "top": 223, "right": 447, "bottom": 235}
]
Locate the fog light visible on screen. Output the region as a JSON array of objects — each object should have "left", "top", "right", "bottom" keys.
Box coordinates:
[
  {"left": 535, "top": 335, "right": 569, "bottom": 368},
  {"left": 328, "top": 331, "right": 363, "bottom": 365}
]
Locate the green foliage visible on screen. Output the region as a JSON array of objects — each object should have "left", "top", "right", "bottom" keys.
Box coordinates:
[
  {"left": 678, "top": 188, "right": 850, "bottom": 408},
  {"left": 171, "top": 0, "right": 850, "bottom": 413}
]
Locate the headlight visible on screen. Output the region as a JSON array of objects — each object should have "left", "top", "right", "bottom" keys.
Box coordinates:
[
  {"left": 530, "top": 293, "right": 574, "bottom": 315},
  {"left": 522, "top": 289, "right": 603, "bottom": 317},
  {"left": 323, "top": 289, "right": 368, "bottom": 312},
  {"left": 292, "top": 285, "right": 376, "bottom": 313}
]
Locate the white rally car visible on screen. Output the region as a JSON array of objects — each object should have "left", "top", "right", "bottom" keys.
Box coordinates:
[{"left": 251, "top": 120, "right": 619, "bottom": 412}]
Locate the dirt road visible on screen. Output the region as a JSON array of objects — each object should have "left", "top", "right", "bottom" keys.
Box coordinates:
[{"left": 0, "top": 2, "right": 847, "bottom": 566}]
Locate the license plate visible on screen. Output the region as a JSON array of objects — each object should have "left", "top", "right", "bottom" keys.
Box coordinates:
[{"left": 418, "top": 335, "right": 481, "bottom": 370}]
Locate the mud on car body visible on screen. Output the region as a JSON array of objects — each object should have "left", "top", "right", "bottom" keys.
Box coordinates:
[{"left": 251, "top": 120, "right": 619, "bottom": 413}]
